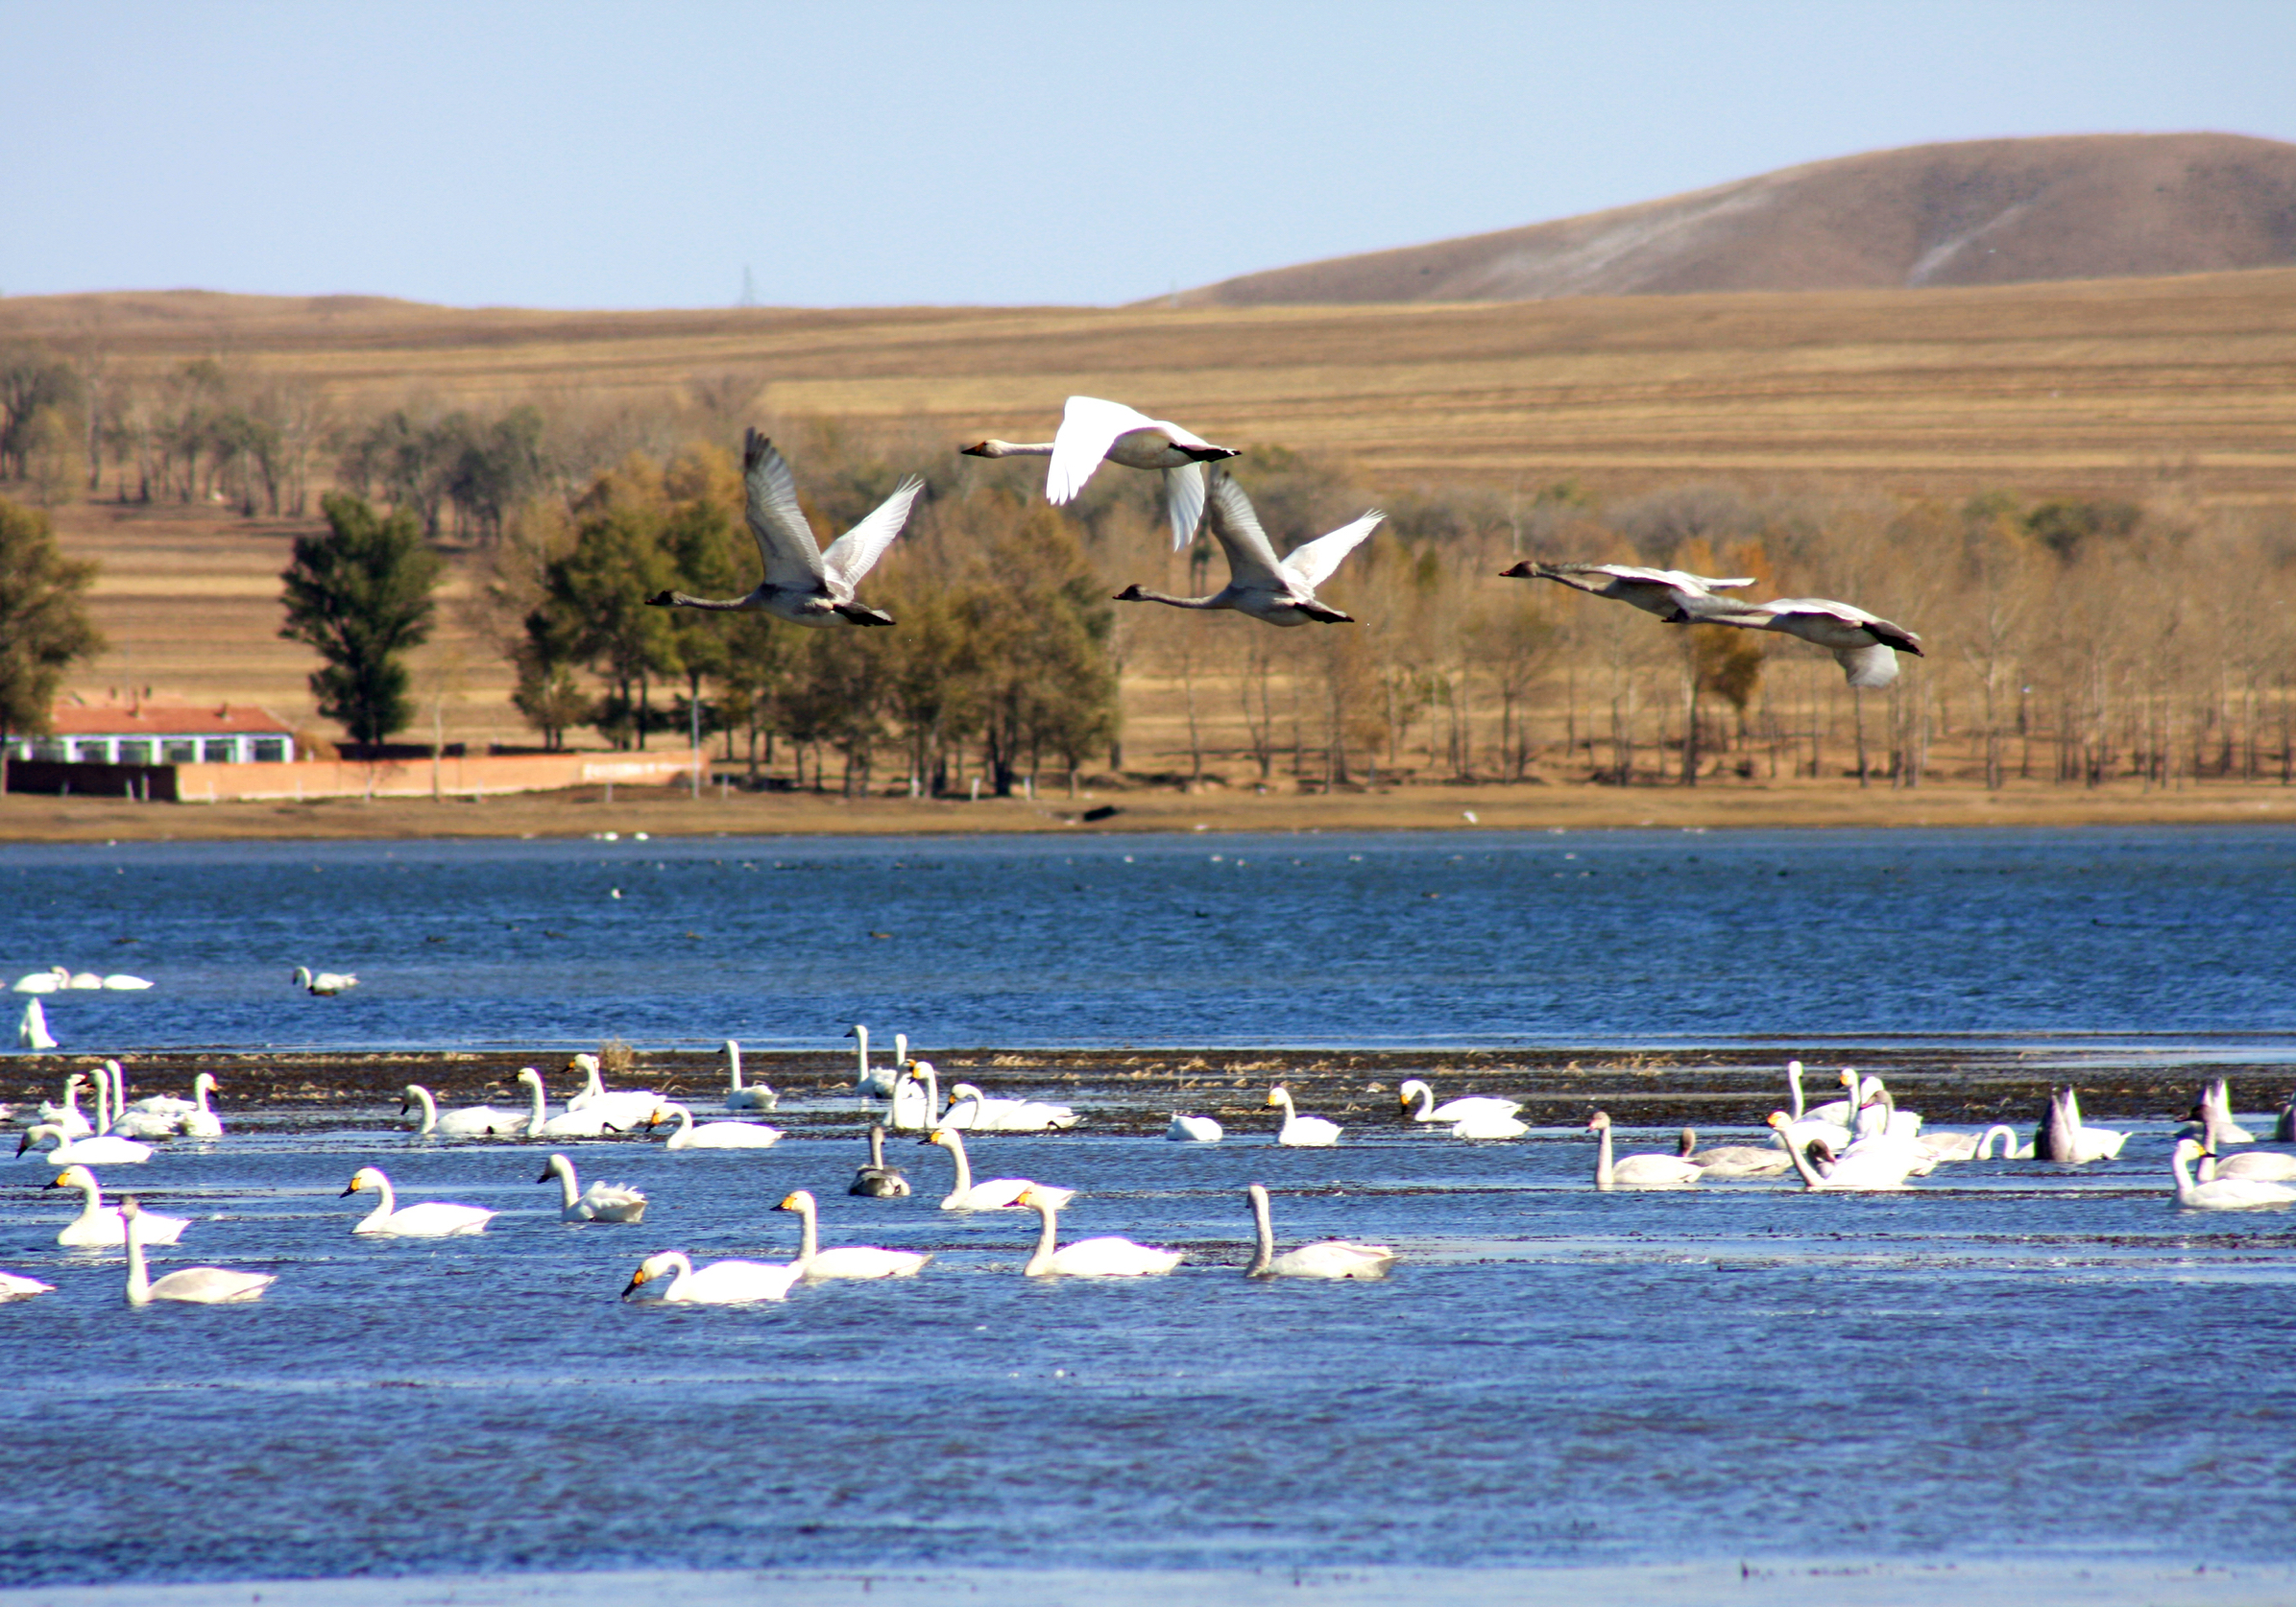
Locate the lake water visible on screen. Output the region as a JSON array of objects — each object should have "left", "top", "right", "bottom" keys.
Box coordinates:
[
  {"left": 8, "top": 826, "right": 2296, "bottom": 1053},
  {"left": 4, "top": 827, "right": 2296, "bottom": 1600}
]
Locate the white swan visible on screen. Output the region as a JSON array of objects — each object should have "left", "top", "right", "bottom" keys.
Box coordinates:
[
  {"left": 924, "top": 1127, "right": 1072, "bottom": 1211},
  {"left": 2170, "top": 1138, "right": 2296, "bottom": 1211},
  {"left": 1397, "top": 1079, "right": 1523, "bottom": 1126},
  {"left": 0, "top": 1271, "right": 54, "bottom": 1300},
  {"left": 889, "top": 1059, "right": 939, "bottom": 1132},
  {"left": 102, "top": 973, "right": 153, "bottom": 991},
  {"left": 46, "top": 1164, "right": 186, "bottom": 1247},
  {"left": 67, "top": 971, "right": 102, "bottom": 990},
  {"left": 2038, "top": 1087, "right": 2129, "bottom": 1163},
  {"left": 722, "top": 1040, "right": 776, "bottom": 1112},
  {"left": 107, "top": 1064, "right": 185, "bottom": 1140},
  {"left": 1499, "top": 560, "right": 1757, "bottom": 621},
  {"left": 291, "top": 966, "right": 358, "bottom": 995},
  {"left": 1766, "top": 1112, "right": 1918, "bottom": 1190},
  {"left": 849, "top": 1124, "right": 911, "bottom": 1197},
  {"left": 35, "top": 1073, "right": 93, "bottom": 1137},
  {"left": 1266, "top": 1085, "right": 1341, "bottom": 1147},
  {"left": 1776, "top": 1061, "right": 1852, "bottom": 1150},
  {"left": 2199, "top": 1150, "right": 2296, "bottom": 1184},
  {"left": 562, "top": 1054, "right": 663, "bottom": 1129},
  {"left": 538, "top": 1153, "right": 647, "bottom": 1223},
  {"left": 653, "top": 1101, "right": 783, "bottom": 1150},
  {"left": 17, "top": 997, "right": 57, "bottom": 1050},
  {"left": 1245, "top": 1184, "right": 1394, "bottom": 1280},
  {"left": 776, "top": 1190, "right": 930, "bottom": 1281},
  {"left": 1167, "top": 1113, "right": 1223, "bottom": 1143},
  {"left": 646, "top": 429, "right": 921, "bottom": 627},
  {"left": 622, "top": 1250, "right": 801, "bottom": 1304},
  {"left": 1847, "top": 1072, "right": 1923, "bottom": 1140},
  {"left": 1014, "top": 1185, "right": 1181, "bottom": 1277},
  {"left": 1587, "top": 1112, "right": 1701, "bottom": 1190},
  {"left": 341, "top": 1166, "right": 494, "bottom": 1236},
  {"left": 12, "top": 967, "right": 68, "bottom": 995},
  {"left": 403, "top": 1082, "right": 527, "bottom": 1140},
  {"left": 1114, "top": 470, "right": 1383, "bottom": 625},
  {"left": 121, "top": 1197, "right": 272, "bottom": 1305},
  {"left": 1704, "top": 595, "right": 1925, "bottom": 688},
  {"left": 18, "top": 1124, "right": 151, "bottom": 1166},
  {"left": 515, "top": 1068, "right": 627, "bottom": 1139},
  {"left": 1918, "top": 1126, "right": 2013, "bottom": 1162},
  {"left": 1970, "top": 1124, "right": 2034, "bottom": 1160},
  {"left": 963, "top": 394, "right": 1240, "bottom": 550},
  {"left": 850, "top": 1024, "right": 899, "bottom": 1099},
  {"left": 1841, "top": 1089, "right": 1938, "bottom": 1177},
  {"left": 1676, "top": 1128, "right": 1790, "bottom": 1178},
  {"left": 2204, "top": 1079, "right": 2257, "bottom": 1144},
  {"left": 174, "top": 1072, "right": 224, "bottom": 1139},
  {"left": 940, "top": 1082, "right": 1079, "bottom": 1133}
]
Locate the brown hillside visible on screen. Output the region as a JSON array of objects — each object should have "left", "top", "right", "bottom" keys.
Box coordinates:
[{"left": 1174, "top": 133, "right": 2296, "bottom": 306}]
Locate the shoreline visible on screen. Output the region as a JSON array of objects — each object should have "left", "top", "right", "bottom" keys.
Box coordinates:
[{"left": 6, "top": 777, "right": 2296, "bottom": 844}]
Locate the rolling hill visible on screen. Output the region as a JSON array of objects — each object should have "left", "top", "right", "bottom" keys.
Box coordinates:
[{"left": 1173, "top": 133, "right": 2296, "bottom": 306}]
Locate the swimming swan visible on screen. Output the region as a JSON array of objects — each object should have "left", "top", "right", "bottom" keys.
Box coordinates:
[
  {"left": 2037, "top": 1087, "right": 2128, "bottom": 1163},
  {"left": 1587, "top": 1112, "right": 1702, "bottom": 1190},
  {"left": 121, "top": 1197, "right": 273, "bottom": 1305},
  {"left": 516, "top": 1069, "right": 627, "bottom": 1139},
  {"left": 342, "top": 1166, "right": 494, "bottom": 1236},
  {"left": 1766, "top": 1112, "right": 1917, "bottom": 1190},
  {"left": 111, "top": 1068, "right": 224, "bottom": 1139},
  {"left": 403, "top": 1083, "right": 527, "bottom": 1139},
  {"left": 623, "top": 1250, "right": 802, "bottom": 1304},
  {"left": 889, "top": 1059, "right": 938, "bottom": 1132},
  {"left": 646, "top": 430, "right": 921, "bottom": 628},
  {"left": 562, "top": 1054, "right": 663, "bottom": 1129},
  {"left": 1245, "top": 1184, "right": 1395, "bottom": 1280},
  {"left": 849, "top": 1024, "right": 900, "bottom": 1099},
  {"left": 940, "top": 1083, "right": 1079, "bottom": 1133},
  {"left": 46, "top": 1164, "right": 187, "bottom": 1247},
  {"left": 2199, "top": 1149, "right": 2296, "bottom": 1183},
  {"left": 2203, "top": 1079, "right": 2257, "bottom": 1144},
  {"left": 538, "top": 1153, "right": 647, "bottom": 1223},
  {"left": 1114, "top": 470, "right": 1382, "bottom": 626},
  {"left": 722, "top": 1040, "right": 777, "bottom": 1112},
  {"left": 850, "top": 1124, "right": 911, "bottom": 1197},
  {"left": 291, "top": 966, "right": 358, "bottom": 995},
  {"left": 775, "top": 1189, "right": 930, "bottom": 1280},
  {"left": 1167, "top": 1113, "right": 1224, "bottom": 1143},
  {"left": 16, "top": 998, "right": 57, "bottom": 1051},
  {"left": 1676, "top": 1128, "right": 1790, "bottom": 1178},
  {"left": 652, "top": 1102, "right": 783, "bottom": 1150},
  {"left": 0, "top": 1271, "right": 53, "bottom": 1300},
  {"left": 35, "top": 1073, "right": 93, "bottom": 1138},
  {"left": 963, "top": 394, "right": 1239, "bottom": 550},
  {"left": 1013, "top": 1185, "right": 1181, "bottom": 1277},
  {"left": 924, "top": 1127, "right": 1073, "bottom": 1211},
  {"left": 1397, "top": 1079, "right": 1523, "bottom": 1127},
  {"left": 1266, "top": 1085, "right": 1341, "bottom": 1147},
  {"left": 17, "top": 1124, "right": 151, "bottom": 1166},
  {"left": 1970, "top": 1125, "right": 2035, "bottom": 1161},
  {"left": 2170, "top": 1138, "right": 2296, "bottom": 1211}
]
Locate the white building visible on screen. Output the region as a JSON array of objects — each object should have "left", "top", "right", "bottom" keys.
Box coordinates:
[{"left": 7, "top": 698, "right": 298, "bottom": 766}]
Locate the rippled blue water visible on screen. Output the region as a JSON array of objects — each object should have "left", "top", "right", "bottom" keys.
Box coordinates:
[
  {"left": 7, "top": 826, "right": 2296, "bottom": 1052},
  {"left": 1, "top": 1115, "right": 2293, "bottom": 1587}
]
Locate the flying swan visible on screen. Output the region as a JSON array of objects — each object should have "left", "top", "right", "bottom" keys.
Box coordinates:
[
  {"left": 1114, "top": 470, "right": 1383, "bottom": 625},
  {"left": 962, "top": 395, "right": 1239, "bottom": 550}
]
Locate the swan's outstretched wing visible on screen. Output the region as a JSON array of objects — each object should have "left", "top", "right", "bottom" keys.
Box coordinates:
[
  {"left": 1282, "top": 511, "right": 1385, "bottom": 592},
  {"left": 1833, "top": 644, "right": 1900, "bottom": 687},
  {"left": 820, "top": 476, "right": 926, "bottom": 589},
  {"left": 1203, "top": 472, "right": 1287, "bottom": 588},
  {"left": 743, "top": 431, "right": 828, "bottom": 588},
  {"left": 1163, "top": 461, "right": 1207, "bottom": 550},
  {"left": 1756, "top": 598, "right": 1925, "bottom": 657},
  {"left": 1047, "top": 396, "right": 1155, "bottom": 505}
]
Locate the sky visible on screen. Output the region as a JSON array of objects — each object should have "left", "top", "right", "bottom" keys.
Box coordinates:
[{"left": 5, "top": 0, "right": 2293, "bottom": 310}]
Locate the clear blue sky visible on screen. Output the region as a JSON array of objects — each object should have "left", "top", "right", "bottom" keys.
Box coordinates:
[{"left": 5, "top": 0, "right": 2291, "bottom": 310}]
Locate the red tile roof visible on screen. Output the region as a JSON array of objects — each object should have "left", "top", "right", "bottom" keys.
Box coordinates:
[{"left": 45, "top": 701, "right": 296, "bottom": 737}]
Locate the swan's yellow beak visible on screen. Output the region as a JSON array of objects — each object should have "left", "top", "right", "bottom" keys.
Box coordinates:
[
  {"left": 342, "top": 1176, "right": 365, "bottom": 1196},
  {"left": 776, "top": 1193, "right": 800, "bottom": 1211},
  {"left": 1264, "top": 1090, "right": 1283, "bottom": 1108},
  {"left": 621, "top": 1268, "right": 650, "bottom": 1297}
]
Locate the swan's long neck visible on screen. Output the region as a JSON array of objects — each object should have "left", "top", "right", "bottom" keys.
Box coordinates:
[
  {"left": 922, "top": 1066, "right": 939, "bottom": 1122},
  {"left": 854, "top": 1027, "right": 869, "bottom": 1080},
  {"left": 894, "top": 1034, "right": 907, "bottom": 1067},
  {"left": 970, "top": 440, "right": 1055, "bottom": 458},
  {"left": 868, "top": 1126, "right": 886, "bottom": 1168},
  {"left": 123, "top": 1212, "right": 152, "bottom": 1306},
  {"left": 726, "top": 1040, "right": 744, "bottom": 1091},
  {"left": 1246, "top": 1188, "right": 1274, "bottom": 1277},
  {"left": 60, "top": 1079, "right": 84, "bottom": 1120},
  {"left": 671, "top": 1105, "right": 693, "bottom": 1142},
  {"left": 1405, "top": 1084, "right": 1432, "bottom": 1120},
  {"left": 2171, "top": 1144, "right": 2200, "bottom": 1202},
  {"left": 72, "top": 1174, "right": 103, "bottom": 1221},
  {"left": 552, "top": 1158, "right": 579, "bottom": 1209},
  {"left": 795, "top": 1199, "right": 819, "bottom": 1262},
  {"left": 1023, "top": 1197, "right": 1060, "bottom": 1276},
  {"left": 944, "top": 1130, "right": 974, "bottom": 1195},
  {"left": 662, "top": 1253, "right": 694, "bottom": 1297},
  {"left": 1786, "top": 1062, "right": 1805, "bottom": 1119},
  {"left": 1976, "top": 1124, "right": 2017, "bottom": 1160},
  {"left": 1120, "top": 587, "right": 1223, "bottom": 610},
  {"left": 365, "top": 1176, "right": 397, "bottom": 1228},
  {"left": 587, "top": 1065, "right": 607, "bottom": 1099},
  {"left": 195, "top": 1076, "right": 214, "bottom": 1115},
  {"left": 524, "top": 1077, "right": 546, "bottom": 1133},
  {"left": 93, "top": 1068, "right": 110, "bottom": 1134},
  {"left": 1593, "top": 1123, "right": 1616, "bottom": 1190},
  {"left": 1779, "top": 1129, "right": 1826, "bottom": 1188}
]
